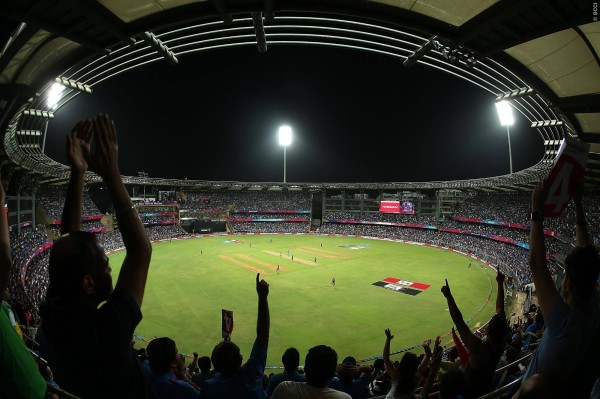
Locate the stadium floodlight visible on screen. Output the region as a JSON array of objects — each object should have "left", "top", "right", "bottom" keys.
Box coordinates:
[
  {"left": 278, "top": 126, "right": 292, "bottom": 184},
  {"left": 495, "top": 101, "right": 514, "bottom": 174},
  {"left": 47, "top": 82, "right": 65, "bottom": 109}
]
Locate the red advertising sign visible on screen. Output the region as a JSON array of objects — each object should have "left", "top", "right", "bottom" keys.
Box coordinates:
[
  {"left": 543, "top": 137, "right": 590, "bottom": 218},
  {"left": 379, "top": 201, "right": 400, "bottom": 213},
  {"left": 379, "top": 201, "right": 415, "bottom": 214}
]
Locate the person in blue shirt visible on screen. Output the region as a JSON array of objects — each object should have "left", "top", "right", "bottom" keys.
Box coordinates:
[
  {"left": 201, "top": 273, "right": 270, "bottom": 399},
  {"left": 265, "top": 347, "right": 306, "bottom": 398},
  {"left": 519, "top": 181, "right": 600, "bottom": 398},
  {"left": 146, "top": 337, "right": 201, "bottom": 399}
]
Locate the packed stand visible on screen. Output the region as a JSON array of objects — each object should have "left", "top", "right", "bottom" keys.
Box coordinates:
[
  {"left": 324, "top": 211, "right": 436, "bottom": 226},
  {"left": 453, "top": 190, "right": 600, "bottom": 246},
  {"left": 232, "top": 222, "right": 309, "bottom": 234},
  {"left": 37, "top": 188, "right": 102, "bottom": 219},
  {"left": 145, "top": 224, "right": 188, "bottom": 241},
  {"left": 2, "top": 115, "right": 599, "bottom": 399},
  {"left": 320, "top": 222, "right": 534, "bottom": 286}
]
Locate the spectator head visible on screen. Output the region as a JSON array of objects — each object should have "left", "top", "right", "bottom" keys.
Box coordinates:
[
  {"left": 211, "top": 341, "right": 243, "bottom": 376},
  {"left": 440, "top": 369, "right": 466, "bottom": 399},
  {"left": 373, "top": 358, "right": 385, "bottom": 373},
  {"left": 198, "top": 356, "right": 212, "bottom": 375},
  {"left": 395, "top": 352, "right": 419, "bottom": 394},
  {"left": 282, "top": 347, "right": 300, "bottom": 371},
  {"left": 147, "top": 337, "right": 178, "bottom": 374},
  {"left": 563, "top": 245, "right": 600, "bottom": 305},
  {"left": 487, "top": 313, "right": 508, "bottom": 343},
  {"left": 337, "top": 356, "right": 360, "bottom": 383},
  {"left": 47, "top": 232, "right": 112, "bottom": 305},
  {"left": 534, "top": 311, "right": 543, "bottom": 326},
  {"left": 304, "top": 345, "right": 338, "bottom": 388}
]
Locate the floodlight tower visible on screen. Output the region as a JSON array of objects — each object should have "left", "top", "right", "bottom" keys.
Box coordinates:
[
  {"left": 138, "top": 171, "right": 148, "bottom": 198},
  {"left": 278, "top": 126, "right": 292, "bottom": 183},
  {"left": 495, "top": 101, "right": 515, "bottom": 174}
]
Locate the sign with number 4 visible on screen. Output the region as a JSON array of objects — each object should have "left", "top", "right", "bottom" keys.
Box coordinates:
[{"left": 543, "top": 137, "right": 590, "bottom": 218}]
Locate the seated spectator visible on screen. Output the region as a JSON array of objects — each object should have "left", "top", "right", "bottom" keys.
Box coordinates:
[
  {"left": 441, "top": 268, "right": 507, "bottom": 398},
  {"left": 0, "top": 180, "right": 47, "bottom": 398},
  {"left": 271, "top": 345, "right": 351, "bottom": 399},
  {"left": 368, "top": 358, "right": 392, "bottom": 397},
  {"left": 382, "top": 329, "right": 419, "bottom": 398},
  {"left": 328, "top": 356, "right": 372, "bottom": 399},
  {"left": 146, "top": 337, "right": 201, "bottom": 398},
  {"left": 38, "top": 115, "right": 156, "bottom": 399},
  {"left": 200, "top": 273, "right": 269, "bottom": 399},
  {"left": 522, "top": 182, "right": 600, "bottom": 398},
  {"left": 265, "top": 347, "right": 306, "bottom": 398},
  {"left": 191, "top": 355, "right": 215, "bottom": 385},
  {"left": 520, "top": 311, "right": 543, "bottom": 351}
]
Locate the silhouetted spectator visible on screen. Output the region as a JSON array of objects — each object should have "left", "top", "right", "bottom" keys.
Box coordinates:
[
  {"left": 271, "top": 345, "right": 351, "bottom": 399},
  {"left": 522, "top": 182, "right": 600, "bottom": 398},
  {"left": 266, "top": 347, "right": 306, "bottom": 398},
  {"left": 200, "top": 273, "right": 269, "bottom": 399},
  {"left": 38, "top": 115, "right": 156, "bottom": 399},
  {"left": 146, "top": 337, "right": 201, "bottom": 398},
  {"left": 0, "top": 180, "right": 47, "bottom": 398},
  {"left": 441, "top": 268, "right": 507, "bottom": 398}
]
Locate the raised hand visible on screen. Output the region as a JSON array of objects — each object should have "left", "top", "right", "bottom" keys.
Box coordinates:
[
  {"left": 88, "top": 113, "right": 119, "bottom": 179},
  {"left": 496, "top": 268, "right": 505, "bottom": 284},
  {"left": 256, "top": 273, "right": 269, "bottom": 298},
  {"left": 385, "top": 328, "right": 394, "bottom": 340},
  {"left": 434, "top": 335, "right": 441, "bottom": 347},
  {"left": 66, "top": 119, "right": 93, "bottom": 173},
  {"left": 531, "top": 180, "right": 548, "bottom": 212},
  {"left": 441, "top": 279, "right": 451, "bottom": 298},
  {"left": 573, "top": 181, "right": 584, "bottom": 206}
]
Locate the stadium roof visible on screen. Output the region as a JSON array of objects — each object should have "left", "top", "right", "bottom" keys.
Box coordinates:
[{"left": 0, "top": 0, "right": 598, "bottom": 191}]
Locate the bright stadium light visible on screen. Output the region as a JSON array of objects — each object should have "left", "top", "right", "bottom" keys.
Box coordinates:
[
  {"left": 47, "top": 82, "right": 65, "bottom": 109},
  {"left": 495, "top": 101, "right": 514, "bottom": 174},
  {"left": 278, "top": 126, "right": 292, "bottom": 183}
]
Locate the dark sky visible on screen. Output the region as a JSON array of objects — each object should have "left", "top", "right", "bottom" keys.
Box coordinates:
[{"left": 25, "top": 31, "right": 543, "bottom": 183}]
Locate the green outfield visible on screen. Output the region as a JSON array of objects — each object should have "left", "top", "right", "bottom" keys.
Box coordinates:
[{"left": 109, "top": 234, "right": 498, "bottom": 366}]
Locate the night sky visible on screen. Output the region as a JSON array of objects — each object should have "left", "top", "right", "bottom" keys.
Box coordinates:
[{"left": 5, "top": 19, "right": 544, "bottom": 183}]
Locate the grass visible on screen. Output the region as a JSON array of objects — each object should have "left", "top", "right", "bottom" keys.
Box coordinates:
[{"left": 109, "top": 234, "right": 498, "bottom": 366}]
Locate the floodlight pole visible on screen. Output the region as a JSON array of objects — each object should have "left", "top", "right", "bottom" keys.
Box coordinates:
[
  {"left": 495, "top": 101, "right": 514, "bottom": 175},
  {"left": 506, "top": 125, "right": 513, "bottom": 174},
  {"left": 138, "top": 171, "right": 148, "bottom": 198},
  {"left": 278, "top": 125, "right": 292, "bottom": 184},
  {"left": 283, "top": 145, "right": 287, "bottom": 184}
]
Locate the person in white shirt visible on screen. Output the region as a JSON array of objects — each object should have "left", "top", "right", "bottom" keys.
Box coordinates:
[{"left": 271, "top": 345, "right": 351, "bottom": 399}]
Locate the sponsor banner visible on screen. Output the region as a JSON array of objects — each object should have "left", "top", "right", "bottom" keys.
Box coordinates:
[
  {"left": 379, "top": 201, "right": 400, "bottom": 213},
  {"left": 379, "top": 201, "right": 415, "bottom": 214},
  {"left": 230, "top": 218, "right": 310, "bottom": 223},
  {"left": 339, "top": 244, "right": 369, "bottom": 250},
  {"left": 383, "top": 277, "right": 430, "bottom": 290},
  {"left": 372, "top": 281, "right": 422, "bottom": 296},
  {"left": 234, "top": 210, "right": 310, "bottom": 214}
]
